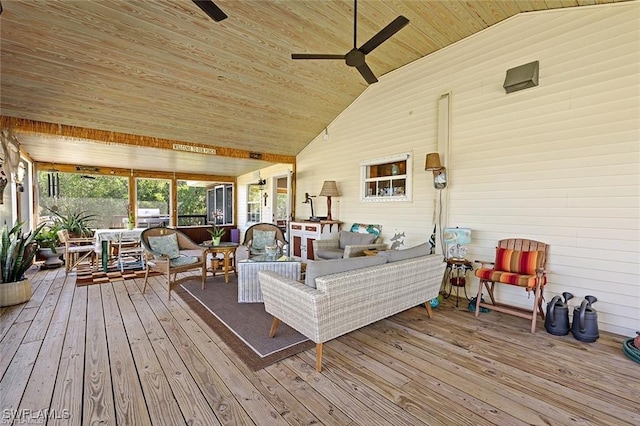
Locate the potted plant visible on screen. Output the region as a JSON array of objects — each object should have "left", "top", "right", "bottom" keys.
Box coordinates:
[
  {"left": 0, "top": 222, "right": 45, "bottom": 307},
  {"left": 34, "top": 224, "right": 64, "bottom": 269},
  {"left": 47, "top": 207, "right": 96, "bottom": 237},
  {"left": 207, "top": 225, "right": 225, "bottom": 246}
]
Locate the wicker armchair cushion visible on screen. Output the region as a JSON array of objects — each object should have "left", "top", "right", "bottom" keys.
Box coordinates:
[
  {"left": 494, "top": 248, "right": 544, "bottom": 275},
  {"left": 338, "top": 231, "right": 375, "bottom": 249},
  {"left": 304, "top": 255, "right": 386, "bottom": 288},
  {"left": 148, "top": 234, "right": 180, "bottom": 259},
  {"left": 169, "top": 256, "right": 200, "bottom": 267}
]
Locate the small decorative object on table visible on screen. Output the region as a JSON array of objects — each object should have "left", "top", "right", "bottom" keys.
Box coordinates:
[
  {"left": 264, "top": 244, "right": 279, "bottom": 258},
  {"left": 207, "top": 224, "right": 225, "bottom": 246}
]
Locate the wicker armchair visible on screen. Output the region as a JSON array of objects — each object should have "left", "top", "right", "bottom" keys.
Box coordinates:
[{"left": 140, "top": 228, "right": 206, "bottom": 300}]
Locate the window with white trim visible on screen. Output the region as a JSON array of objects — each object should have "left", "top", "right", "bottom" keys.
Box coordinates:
[{"left": 360, "top": 152, "right": 412, "bottom": 202}]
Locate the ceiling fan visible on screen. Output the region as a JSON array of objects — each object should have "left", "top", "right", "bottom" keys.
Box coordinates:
[
  {"left": 291, "top": 0, "right": 409, "bottom": 84},
  {"left": 192, "top": 0, "right": 227, "bottom": 22}
]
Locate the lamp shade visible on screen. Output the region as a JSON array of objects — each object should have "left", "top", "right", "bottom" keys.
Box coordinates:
[
  {"left": 319, "top": 180, "right": 339, "bottom": 197},
  {"left": 425, "top": 153, "right": 442, "bottom": 170}
]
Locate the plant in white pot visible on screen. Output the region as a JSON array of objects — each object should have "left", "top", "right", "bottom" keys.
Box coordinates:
[{"left": 0, "top": 222, "right": 45, "bottom": 307}]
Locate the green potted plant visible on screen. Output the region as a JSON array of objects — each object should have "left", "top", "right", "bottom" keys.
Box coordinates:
[
  {"left": 47, "top": 207, "right": 96, "bottom": 237},
  {"left": 34, "top": 224, "right": 63, "bottom": 269},
  {"left": 207, "top": 225, "right": 225, "bottom": 246},
  {"left": 0, "top": 222, "right": 45, "bottom": 307}
]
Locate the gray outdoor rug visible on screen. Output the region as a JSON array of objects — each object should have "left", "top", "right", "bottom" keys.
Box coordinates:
[{"left": 176, "top": 275, "right": 314, "bottom": 370}]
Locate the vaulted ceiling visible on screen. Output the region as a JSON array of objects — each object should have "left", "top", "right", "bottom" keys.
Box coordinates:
[{"left": 0, "top": 0, "right": 623, "bottom": 176}]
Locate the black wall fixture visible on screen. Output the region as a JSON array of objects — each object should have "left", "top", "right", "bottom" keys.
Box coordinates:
[
  {"left": 503, "top": 61, "right": 539, "bottom": 93},
  {"left": 192, "top": 0, "right": 227, "bottom": 22}
]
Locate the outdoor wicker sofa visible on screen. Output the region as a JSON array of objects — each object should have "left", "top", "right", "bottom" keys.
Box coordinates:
[{"left": 259, "top": 246, "right": 446, "bottom": 371}]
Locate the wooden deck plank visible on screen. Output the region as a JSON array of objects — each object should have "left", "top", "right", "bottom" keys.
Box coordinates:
[
  {"left": 142, "top": 275, "right": 291, "bottom": 426},
  {"left": 2, "top": 267, "right": 638, "bottom": 426},
  {"left": 122, "top": 279, "right": 221, "bottom": 425},
  {"left": 101, "top": 282, "right": 152, "bottom": 425},
  {"left": 48, "top": 283, "right": 87, "bottom": 426},
  {"left": 133, "top": 277, "right": 257, "bottom": 425},
  {"left": 17, "top": 274, "right": 76, "bottom": 415},
  {"left": 83, "top": 284, "right": 116, "bottom": 425}
]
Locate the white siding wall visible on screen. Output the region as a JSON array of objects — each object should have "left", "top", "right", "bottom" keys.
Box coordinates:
[{"left": 296, "top": 3, "right": 639, "bottom": 336}]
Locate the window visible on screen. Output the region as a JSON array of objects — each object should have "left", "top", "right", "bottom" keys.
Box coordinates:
[
  {"left": 136, "top": 178, "right": 171, "bottom": 227},
  {"left": 177, "top": 180, "right": 207, "bottom": 226},
  {"left": 360, "top": 152, "right": 412, "bottom": 202},
  {"left": 37, "top": 171, "right": 129, "bottom": 228},
  {"left": 246, "top": 184, "right": 262, "bottom": 223},
  {"left": 206, "top": 184, "right": 233, "bottom": 225}
]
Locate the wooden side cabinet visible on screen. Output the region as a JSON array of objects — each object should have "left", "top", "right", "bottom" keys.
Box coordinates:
[{"left": 290, "top": 220, "right": 341, "bottom": 261}]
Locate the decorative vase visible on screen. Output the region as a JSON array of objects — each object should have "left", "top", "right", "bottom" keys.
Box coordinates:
[
  {"left": 38, "top": 248, "right": 63, "bottom": 269},
  {"left": 212, "top": 237, "right": 221, "bottom": 246},
  {"left": 0, "top": 279, "right": 32, "bottom": 307}
]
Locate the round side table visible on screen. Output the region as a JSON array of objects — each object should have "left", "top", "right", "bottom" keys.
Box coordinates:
[{"left": 441, "top": 258, "right": 473, "bottom": 307}]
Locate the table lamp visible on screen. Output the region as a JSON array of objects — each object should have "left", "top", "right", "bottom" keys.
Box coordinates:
[
  {"left": 443, "top": 227, "right": 472, "bottom": 260},
  {"left": 319, "top": 180, "right": 339, "bottom": 221}
]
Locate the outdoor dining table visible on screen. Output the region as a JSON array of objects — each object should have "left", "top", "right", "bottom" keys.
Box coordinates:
[{"left": 93, "top": 228, "right": 146, "bottom": 272}]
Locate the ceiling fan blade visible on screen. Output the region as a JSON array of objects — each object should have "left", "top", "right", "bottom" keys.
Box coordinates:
[
  {"left": 192, "top": 0, "right": 228, "bottom": 22},
  {"left": 356, "top": 63, "right": 378, "bottom": 84},
  {"left": 291, "top": 54, "right": 346, "bottom": 60},
  {"left": 359, "top": 16, "right": 409, "bottom": 55}
]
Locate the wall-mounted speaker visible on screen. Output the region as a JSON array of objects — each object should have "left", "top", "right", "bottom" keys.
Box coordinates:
[{"left": 503, "top": 61, "right": 539, "bottom": 93}]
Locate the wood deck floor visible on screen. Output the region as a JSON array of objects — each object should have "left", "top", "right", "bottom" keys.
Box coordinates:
[{"left": 1, "top": 265, "right": 638, "bottom": 425}]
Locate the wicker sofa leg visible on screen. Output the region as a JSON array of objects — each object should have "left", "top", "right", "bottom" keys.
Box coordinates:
[
  {"left": 269, "top": 318, "right": 280, "bottom": 338},
  {"left": 316, "top": 343, "right": 323, "bottom": 372}
]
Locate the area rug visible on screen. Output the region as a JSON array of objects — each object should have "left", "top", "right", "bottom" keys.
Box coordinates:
[
  {"left": 75, "top": 264, "right": 160, "bottom": 286},
  {"left": 175, "top": 276, "right": 314, "bottom": 371}
]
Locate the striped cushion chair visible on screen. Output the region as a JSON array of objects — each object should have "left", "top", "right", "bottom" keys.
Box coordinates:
[{"left": 474, "top": 239, "right": 548, "bottom": 333}]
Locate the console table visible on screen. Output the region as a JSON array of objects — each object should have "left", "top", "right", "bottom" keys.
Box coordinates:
[{"left": 289, "top": 220, "right": 341, "bottom": 261}]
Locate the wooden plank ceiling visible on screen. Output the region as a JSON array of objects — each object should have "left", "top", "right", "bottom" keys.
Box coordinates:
[{"left": 0, "top": 0, "right": 623, "bottom": 176}]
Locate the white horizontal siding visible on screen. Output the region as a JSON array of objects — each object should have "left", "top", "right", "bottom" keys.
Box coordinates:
[{"left": 295, "top": 2, "right": 639, "bottom": 336}]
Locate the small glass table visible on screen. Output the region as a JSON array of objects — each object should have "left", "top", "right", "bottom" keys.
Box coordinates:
[
  {"left": 237, "top": 255, "right": 302, "bottom": 303},
  {"left": 201, "top": 242, "right": 239, "bottom": 283}
]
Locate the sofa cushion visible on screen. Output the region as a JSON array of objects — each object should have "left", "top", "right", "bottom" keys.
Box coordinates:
[
  {"left": 148, "top": 233, "right": 180, "bottom": 259},
  {"left": 315, "top": 248, "right": 344, "bottom": 260},
  {"left": 304, "top": 255, "right": 387, "bottom": 288},
  {"left": 338, "top": 231, "right": 376, "bottom": 249},
  {"left": 251, "top": 229, "right": 276, "bottom": 255},
  {"left": 379, "top": 242, "right": 430, "bottom": 263}
]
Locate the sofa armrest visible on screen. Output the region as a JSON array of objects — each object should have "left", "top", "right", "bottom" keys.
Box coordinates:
[
  {"left": 474, "top": 259, "right": 494, "bottom": 269},
  {"left": 343, "top": 243, "right": 388, "bottom": 258},
  {"left": 258, "top": 270, "right": 328, "bottom": 343}
]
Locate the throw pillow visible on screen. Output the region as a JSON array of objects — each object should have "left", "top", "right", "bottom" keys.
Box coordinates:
[
  {"left": 349, "top": 223, "right": 382, "bottom": 238},
  {"left": 379, "top": 242, "right": 430, "bottom": 263},
  {"left": 494, "top": 248, "right": 544, "bottom": 275},
  {"left": 338, "top": 230, "right": 376, "bottom": 249},
  {"left": 252, "top": 230, "right": 276, "bottom": 251},
  {"left": 304, "top": 255, "right": 387, "bottom": 289},
  {"left": 147, "top": 233, "right": 180, "bottom": 259}
]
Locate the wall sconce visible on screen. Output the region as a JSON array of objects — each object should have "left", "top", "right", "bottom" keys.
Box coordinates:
[
  {"left": 319, "top": 180, "right": 339, "bottom": 221},
  {"left": 425, "top": 153, "right": 447, "bottom": 189}
]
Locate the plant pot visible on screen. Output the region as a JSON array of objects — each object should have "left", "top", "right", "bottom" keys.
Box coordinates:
[
  {"left": 38, "top": 247, "right": 64, "bottom": 269},
  {"left": 0, "top": 279, "right": 32, "bottom": 307},
  {"left": 127, "top": 221, "right": 134, "bottom": 230},
  {"left": 212, "top": 237, "right": 221, "bottom": 246}
]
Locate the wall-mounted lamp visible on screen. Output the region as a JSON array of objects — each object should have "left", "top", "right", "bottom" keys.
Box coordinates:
[
  {"left": 319, "top": 180, "right": 339, "bottom": 221},
  {"left": 425, "top": 153, "right": 447, "bottom": 189}
]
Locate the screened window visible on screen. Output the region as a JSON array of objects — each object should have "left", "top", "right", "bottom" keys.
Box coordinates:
[{"left": 246, "top": 184, "right": 262, "bottom": 223}]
